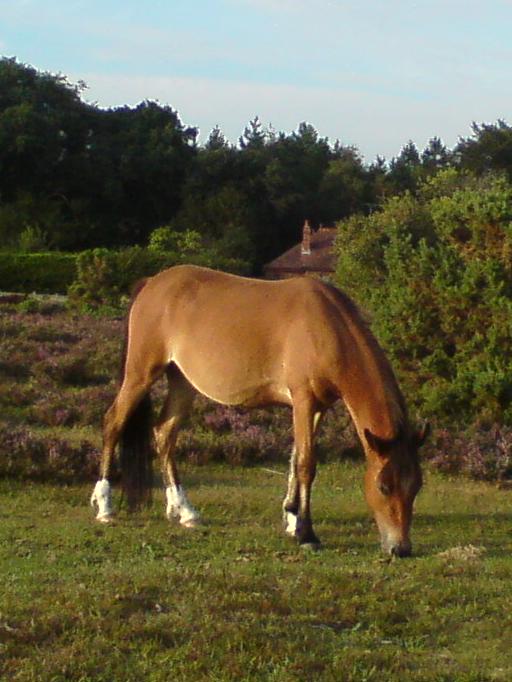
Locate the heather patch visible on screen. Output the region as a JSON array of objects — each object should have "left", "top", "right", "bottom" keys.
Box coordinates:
[
  {"left": 425, "top": 425, "right": 512, "bottom": 481},
  {"left": 0, "top": 382, "right": 36, "bottom": 409},
  {"left": 29, "top": 393, "right": 81, "bottom": 427},
  {"left": 40, "top": 353, "right": 109, "bottom": 388},
  {"left": 0, "top": 425, "right": 99, "bottom": 482},
  {"left": 0, "top": 359, "right": 30, "bottom": 381},
  {"left": 0, "top": 300, "right": 119, "bottom": 481},
  {"left": 0, "top": 298, "right": 511, "bottom": 483}
]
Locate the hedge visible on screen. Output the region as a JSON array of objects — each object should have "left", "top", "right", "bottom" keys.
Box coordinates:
[
  {"left": 68, "top": 247, "right": 251, "bottom": 307},
  {"left": 0, "top": 252, "right": 77, "bottom": 293},
  {"left": 0, "top": 248, "right": 250, "bottom": 300}
]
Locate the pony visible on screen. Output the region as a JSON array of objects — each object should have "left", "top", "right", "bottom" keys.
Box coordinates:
[{"left": 91, "top": 265, "right": 429, "bottom": 555}]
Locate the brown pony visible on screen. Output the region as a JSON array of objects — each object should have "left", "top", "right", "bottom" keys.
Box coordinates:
[{"left": 91, "top": 265, "right": 429, "bottom": 555}]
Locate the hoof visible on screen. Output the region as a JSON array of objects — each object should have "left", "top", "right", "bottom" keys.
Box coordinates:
[
  {"left": 300, "top": 541, "right": 322, "bottom": 552},
  {"left": 96, "top": 514, "right": 114, "bottom": 524},
  {"left": 180, "top": 517, "right": 200, "bottom": 529}
]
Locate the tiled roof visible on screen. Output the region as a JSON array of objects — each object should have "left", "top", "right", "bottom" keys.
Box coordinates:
[{"left": 263, "top": 225, "right": 337, "bottom": 278}]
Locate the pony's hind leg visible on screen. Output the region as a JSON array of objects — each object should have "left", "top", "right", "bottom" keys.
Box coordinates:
[
  {"left": 155, "top": 366, "right": 199, "bottom": 528},
  {"left": 91, "top": 378, "right": 151, "bottom": 521}
]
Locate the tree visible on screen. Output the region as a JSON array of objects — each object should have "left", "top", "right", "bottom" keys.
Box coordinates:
[
  {"left": 421, "top": 137, "right": 450, "bottom": 174},
  {"left": 87, "top": 101, "right": 198, "bottom": 245},
  {"left": 262, "top": 123, "right": 332, "bottom": 245},
  {"left": 0, "top": 58, "right": 94, "bottom": 247},
  {"left": 0, "top": 58, "right": 202, "bottom": 249},
  {"left": 205, "top": 125, "right": 230, "bottom": 151},
  {"left": 317, "top": 145, "right": 370, "bottom": 222},
  {"left": 387, "top": 141, "right": 422, "bottom": 194},
  {"left": 455, "top": 120, "right": 512, "bottom": 179},
  {"left": 239, "top": 116, "right": 267, "bottom": 149}
]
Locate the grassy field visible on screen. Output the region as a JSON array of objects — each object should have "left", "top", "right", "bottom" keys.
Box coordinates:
[
  {"left": 1, "top": 462, "right": 511, "bottom": 681},
  {"left": 1, "top": 297, "right": 511, "bottom": 680}
]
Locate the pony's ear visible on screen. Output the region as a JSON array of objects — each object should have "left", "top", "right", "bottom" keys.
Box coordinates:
[
  {"left": 364, "top": 428, "right": 400, "bottom": 455},
  {"left": 413, "top": 421, "right": 430, "bottom": 449}
]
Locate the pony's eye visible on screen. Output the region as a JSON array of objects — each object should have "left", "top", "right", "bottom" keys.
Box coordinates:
[{"left": 379, "top": 482, "right": 392, "bottom": 496}]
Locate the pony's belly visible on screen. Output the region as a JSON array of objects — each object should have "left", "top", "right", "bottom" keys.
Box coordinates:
[
  {"left": 174, "top": 357, "right": 290, "bottom": 407},
  {"left": 194, "top": 376, "right": 290, "bottom": 407}
]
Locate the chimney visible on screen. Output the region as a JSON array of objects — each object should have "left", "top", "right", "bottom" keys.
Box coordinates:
[{"left": 301, "top": 220, "right": 312, "bottom": 255}]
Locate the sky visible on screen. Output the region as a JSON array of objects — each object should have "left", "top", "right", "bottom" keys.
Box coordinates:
[{"left": 1, "top": 0, "right": 511, "bottom": 162}]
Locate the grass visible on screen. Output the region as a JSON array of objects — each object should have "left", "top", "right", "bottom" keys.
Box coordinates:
[
  {"left": 1, "top": 462, "right": 511, "bottom": 681},
  {"left": 1, "top": 297, "right": 511, "bottom": 679}
]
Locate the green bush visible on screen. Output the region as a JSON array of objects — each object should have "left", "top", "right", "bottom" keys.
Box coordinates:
[
  {"left": 336, "top": 169, "right": 512, "bottom": 426},
  {"left": 0, "top": 252, "right": 77, "bottom": 293},
  {"left": 0, "top": 246, "right": 249, "bottom": 300},
  {"left": 17, "top": 225, "right": 49, "bottom": 252},
  {"left": 68, "top": 246, "right": 250, "bottom": 308},
  {"left": 148, "top": 227, "right": 203, "bottom": 253}
]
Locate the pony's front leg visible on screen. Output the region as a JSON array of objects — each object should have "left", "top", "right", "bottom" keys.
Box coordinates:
[
  {"left": 291, "top": 398, "right": 322, "bottom": 548},
  {"left": 156, "top": 368, "right": 200, "bottom": 528},
  {"left": 282, "top": 446, "right": 299, "bottom": 536}
]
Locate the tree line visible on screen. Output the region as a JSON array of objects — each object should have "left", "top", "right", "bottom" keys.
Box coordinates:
[{"left": 2, "top": 57, "right": 512, "bottom": 271}]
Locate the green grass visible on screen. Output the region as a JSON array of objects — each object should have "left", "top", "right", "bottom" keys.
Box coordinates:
[{"left": 1, "top": 462, "right": 511, "bottom": 681}]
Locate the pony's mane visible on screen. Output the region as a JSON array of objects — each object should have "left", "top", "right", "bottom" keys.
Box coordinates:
[{"left": 325, "top": 282, "right": 408, "bottom": 437}]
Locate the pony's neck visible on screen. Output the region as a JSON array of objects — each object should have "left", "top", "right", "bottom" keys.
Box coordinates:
[{"left": 337, "top": 340, "right": 406, "bottom": 443}]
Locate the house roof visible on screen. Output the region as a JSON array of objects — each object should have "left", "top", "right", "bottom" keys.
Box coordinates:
[{"left": 263, "top": 222, "right": 337, "bottom": 277}]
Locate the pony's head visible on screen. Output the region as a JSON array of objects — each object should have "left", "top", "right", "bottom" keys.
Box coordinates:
[{"left": 363, "top": 423, "right": 429, "bottom": 557}]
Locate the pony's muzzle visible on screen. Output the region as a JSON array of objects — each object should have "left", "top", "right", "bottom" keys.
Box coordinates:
[
  {"left": 389, "top": 542, "right": 412, "bottom": 558},
  {"left": 375, "top": 514, "right": 412, "bottom": 558}
]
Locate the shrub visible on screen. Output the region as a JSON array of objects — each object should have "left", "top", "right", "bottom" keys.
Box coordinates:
[
  {"left": 30, "top": 395, "right": 81, "bottom": 427},
  {"left": 148, "top": 227, "right": 203, "bottom": 253},
  {"left": 41, "top": 354, "right": 108, "bottom": 387},
  {"left": 336, "top": 169, "right": 512, "bottom": 426},
  {"left": 68, "top": 247, "right": 158, "bottom": 307},
  {"left": 68, "top": 247, "right": 250, "bottom": 308},
  {"left": 0, "top": 252, "right": 77, "bottom": 293},
  {"left": 18, "top": 225, "right": 49, "bottom": 252},
  {"left": 18, "top": 296, "right": 67, "bottom": 315}
]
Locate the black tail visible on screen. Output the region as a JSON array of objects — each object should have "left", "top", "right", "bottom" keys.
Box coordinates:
[
  {"left": 119, "top": 393, "right": 154, "bottom": 510},
  {"left": 118, "top": 278, "right": 154, "bottom": 510}
]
